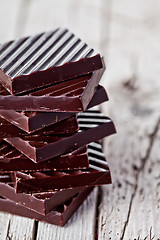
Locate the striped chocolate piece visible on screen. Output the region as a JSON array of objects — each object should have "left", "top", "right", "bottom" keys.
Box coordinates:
[
  {"left": 14, "top": 142, "right": 111, "bottom": 193},
  {"left": 0, "top": 85, "right": 108, "bottom": 133},
  {"left": 0, "top": 66, "right": 104, "bottom": 112},
  {"left": 5, "top": 110, "right": 116, "bottom": 162},
  {"left": 0, "top": 140, "right": 89, "bottom": 172},
  {"left": 0, "top": 28, "right": 103, "bottom": 94}
]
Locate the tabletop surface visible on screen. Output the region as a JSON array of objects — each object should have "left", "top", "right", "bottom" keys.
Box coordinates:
[{"left": 0, "top": 0, "right": 160, "bottom": 239}]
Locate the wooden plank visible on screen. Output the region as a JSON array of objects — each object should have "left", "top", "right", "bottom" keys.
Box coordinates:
[
  {"left": 19, "top": 0, "right": 70, "bottom": 37},
  {"left": 100, "top": 0, "right": 160, "bottom": 90},
  {"left": 65, "top": 0, "right": 102, "bottom": 50},
  {"left": 0, "top": 0, "right": 21, "bottom": 42},
  {"left": 121, "top": 128, "right": 160, "bottom": 239},
  {"left": 98, "top": 0, "right": 160, "bottom": 239},
  {"left": 6, "top": 215, "right": 36, "bottom": 240},
  {"left": 13, "top": 0, "right": 33, "bottom": 38},
  {"left": 36, "top": 187, "right": 98, "bottom": 240},
  {"left": 0, "top": 212, "right": 10, "bottom": 240},
  {"left": 0, "top": 0, "right": 37, "bottom": 239},
  {"left": 98, "top": 115, "right": 160, "bottom": 239},
  {"left": 22, "top": 0, "right": 102, "bottom": 50}
]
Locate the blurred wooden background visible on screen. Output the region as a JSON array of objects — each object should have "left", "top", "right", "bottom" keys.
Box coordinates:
[{"left": 0, "top": 0, "right": 160, "bottom": 239}]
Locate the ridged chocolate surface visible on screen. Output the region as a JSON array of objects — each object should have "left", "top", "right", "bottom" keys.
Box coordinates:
[
  {"left": 5, "top": 110, "right": 116, "bottom": 162},
  {"left": 15, "top": 142, "right": 111, "bottom": 193},
  {"left": 0, "top": 29, "right": 96, "bottom": 77},
  {"left": 0, "top": 28, "right": 103, "bottom": 94}
]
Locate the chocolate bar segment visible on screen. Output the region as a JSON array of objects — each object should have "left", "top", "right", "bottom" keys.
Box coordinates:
[
  {"left": 0, "top": 172, "right": 83, "bottom": 215},
  {"left": 0, "top": 66, "right": 104, "bottom": 112},
  {"left": 0, "top": 115, "right": 78, "bottom": 138},
  {"left": 0, "top": 141, "right": 89, "bottom": 172},
  {"left": 0, "top": 85, "right": 108, "bottom": 132},
  {"left": 5, "top": 110, "right": 116, "bottom": 162},
  {"left": 15, "top": 142, "right": 111, "bottom": 193},
  {"left": 0, "top": 28, "right": 103, "bottom": 94},
  {"left": 0, "top": 187, "right": 93, "bottom": 226}
]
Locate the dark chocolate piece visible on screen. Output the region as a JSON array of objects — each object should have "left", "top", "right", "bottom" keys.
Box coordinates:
[
  {"left": 0, "top": 85, "right": 108, "bottom": 133},
  {"left": 0, "top": 115, "right": 78, "bottom": 138},
  {"left": 5, "top": 110, "right": 116, "bottom": 162},
  {"left": 14, "top": 142, "right": 111, "bottom": 193},
  {"left": 0, "top": 187, "right": 93, "bottom": 226},
  {"left": 0, "top": 28, "right": 103, "bottom": 94},
  {"left": 0, "top": 140, "right": 89, "bottom": 172},
  {"left": 0, "top": 172, "right": 83, "bottom": 215},
  {"left": 0, "top": 66, "right": 104, "bottom": 112}
]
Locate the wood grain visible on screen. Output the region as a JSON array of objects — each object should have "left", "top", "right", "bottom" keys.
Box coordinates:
[
  {"left": 98, "top": 0, "right": 160, "bottom": 239},
  {"left": 6, "top": 216, "right": 36, "bottom": 240},
  {"left": 0, "top": 0, "right": 160, "bottom": 239},
  {"left": 0, "top": 212, "right": 10, "bottom": 240},
  {"left": 36, "top": 188, "right": 98, "bottom": 240},
  {"left": 0, "top": 0, "right": 21, "bottom": 42}
]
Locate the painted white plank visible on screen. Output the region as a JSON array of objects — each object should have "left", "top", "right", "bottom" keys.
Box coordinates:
[
  {"left": 98, "top": 118, "right": 160, "bottom": 239},
  {"left": 36, "top": 187, "right": 98, "bottom": 240},
  {"left": 98, "top": 0, "right": 160, "bottom": 239},
  {"left": 22, "top": 0, "right": 102, "bottom": 51},
  {"left": 98, "top": 74, "right": 160, "bottom": 239},
  {"left": 66, "top": 0, "right": 102, "bottom": 50},
  {"left": 0, "top": 0, "right": 36, "bottom": 238},
  {"left": 0, "top": 0, "right": 36, "bottom": 239},
  {"left": 6, "top": 215, "right": 36, "bottom": 240},
  {"left": 101, "top": 0, "right": 160, "bottom": 92},
  {"left": 121, "top": 127, "right": 160, "bottom": 239},
  {"left": 0, "top": 0, "right": 22, "bottom": 42},
  {"left": 18, "top": 0, "right": 70, "bottom": 37},
  {"left": 0, "top": 212, "right": 10, "bottom": 240}
]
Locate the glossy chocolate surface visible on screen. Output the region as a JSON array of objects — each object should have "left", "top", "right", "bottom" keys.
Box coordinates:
[
  {"left": 0, "top": 172, "right": 83, "bottom": 215},
  {"left": 0, "top": 140, "right": 89, "bottom": 172},
  {"left": 0, "top": 28, "right": 103, "bottom": 94},
  {"left": 0, "top": 187, "right": 93, "bottom": 226},
  {"left": 0, "top": 85, "right": 108, "bottom": 132},
  {"left": 0, "top": 115, "right": 78, "bottom": 138},
  {"left": 15, "top": 142, "right": 111, "bottom": 193},
  {"left": 5, "top": 110, "right": 116, "bottom": 162},
  {"left": 0, "top": 67, "right": 104, "bottom": 111}
]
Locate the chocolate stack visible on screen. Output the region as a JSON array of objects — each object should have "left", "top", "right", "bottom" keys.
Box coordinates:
[{"left": 0, "top": 28, "right": 116, "bottom": 226}]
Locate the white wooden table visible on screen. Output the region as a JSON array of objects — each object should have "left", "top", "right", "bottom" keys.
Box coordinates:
[{"left": 0, "top": 0, "right": 160, "bottom": 239}]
